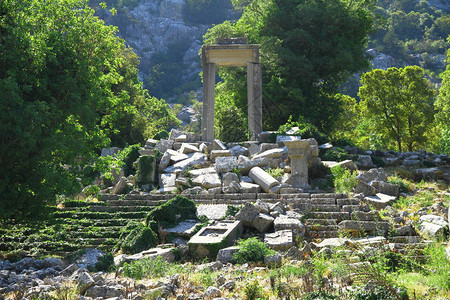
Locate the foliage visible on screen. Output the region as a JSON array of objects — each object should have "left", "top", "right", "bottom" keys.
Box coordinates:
[
  {"left": 320, "top": 147, "right": 349, "bottom": 162},
  {"left": 243, "top": 280, "right": 263, "bottom": 300},
  {"left": 330, "top": 166, "right": 358, "bottom": 194},
  {"left": 277, "top": 116, "right": 328, "bottom": 145},
  {"left": 0, "top": 0, "right": 176, "bottom": 219},
  {"left": 225, "top": 205, "right": 241, "bottom": 217},
  {"left": 114, "top": 221, "right": 158, "bottom": 254},
  {"left": 358, "top": 66, "right": 435, "bottom": 152},
  {"left": 145, "top": 195, "right": 197, "bottom": 228},
  {"left": 232, "top": 237, "right": 276, "bottom": 264},
  {"left": 92, "top": 252, "right": 115, "bottom": 272},
  {"left": 122, "top": 255, "right": 184, "bottom": 280},
  {"left": 135, "top": 155, "right": 156, "bottom": 187},
  {"left": 435, "top": 42, "right": 450, "bottom": 126},
  {"left": 204, "top": 0, "right": 375, "bottom": 133},
  {"left": 265, "top": 168, "right": 284, "bottom": 180},
  {"left": 422, "top": 243, "right": 450, "bottom": 291}
]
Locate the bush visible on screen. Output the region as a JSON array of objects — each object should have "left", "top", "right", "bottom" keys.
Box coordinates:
[
  {"left": 232, "top": 237, "right": 276, "bottom": 264},
  {"left": 92, "top": 253, "right": 115, "bottom": 272},
  {"left": 115, "top": 221, "right": 158, "bottom": 254},
  {"left": 122, "top": 256, "right": 180, "bottom": 280},
  {"left": 145, "top": 195, "right": 197, "bottom": 228},
  {"left": 330, "top": 165, "right": 357, "bottom": 194},
  {"left": 320, "top": 147, "right": 349, "bottom": 161},
  {"left": 277, "top": 115, "right": 328, "bottom": 145}
]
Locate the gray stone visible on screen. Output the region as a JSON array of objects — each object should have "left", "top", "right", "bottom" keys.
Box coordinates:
[
  {"left": 158, "top": 151, "right": 172, "bottom": 172},
  {"left": 318, "top": 247, "right": 332, "bottom": 259},
  {"left": 209, "top": 139, "right": 227, "bottom": 151},
  {"left": 239, "top": 181, "right": 261, "bottom": 193},
  {"left": 356, "top": 168, "right": 388, "bottom": 184},
  {"left": 205, "top": 286, "right": 221, "bottom": 298},
  {"left": 273, "top": 217, "right": 305, "bottom": 237},
  {"left": 215, "top": 156, "right": 238, "bottom": 173},
  {"left": 415, "top": 167, "right": 441, "bottom": 180},
  {"left": 210, "top": 150, "right": 232, "bottom": 162},
  {"left": 264, "top": 253, "right": 282, "bottom": 266},
  {"left": 76, "top": 249, "right": 105, "bottom": 269},
  {"left": 313, "top": 238, "right": 351, "bottom": 248},
  {"left": 268, "top": 184, "right": 282, "bottom": 194},
  {"left": 85, "top": 286, "right": 108, "bottom": 299},
  {"left": 192, "top": 173, "right": 221, "bottom": 189},
  {"left": 101, "top": 147, "right": 121, "bottom": 157},
  {"left": 364, "top": 193, "right": 396, "bottom": 209},
  {"left": 249, "top": 167, "right": 279, "bottom": 192},
  {"left": 264, "top": 230, "right": 294, "bottom": 251},
  {"left": 223, "top": 181, "right": 241, "bottom": 193},
  {"left": 170, "top": 152, "right": 189, "bottom": 163},
  {"left": 270, "top": 202, "right": 286, "bottom": 214},
  {"left": 179, "top": 143, "right": 199, "bottom": 154},
  {"left": 114, "top": 247, "right": 176, "bottom": 266},
  {"left": 156, "top": 139, "right": 174, "bottom": 153},
  {"left": 60, "top": 263, "right": 78, "bottom": 277},
  {"left": 222, "top": 172, "right": 239, "bottom": 186},
  {"left": 285, "top": 139, "right": 310, "bottom": 189},
  {"left": 252, "top": 213, "right": 274, "bottom": 233},
  {"left": 403, "top": 159, "right": 421, "bottom": 166},
  {"left": 322, "top": 160, "right": 357, "bottom": 171},
  {"left": 197, "top": 204, "right": 229, "bottom": 220},
  {"left": 164, "top": 152, "right": 208, "bottom": 174},
  {"left": 418, "top": 222, "right": 445, "bottom": 238},
  {"left": 111, "top": 177, "right": 128, "bottom": 194},
  {"left": 235, "top": 202, "right": 259, "bottom": 226},
  {"left": 356, "top": 155, "right": 374, "bottom": 169},
  {"left": 70, "top": 270, "right": 94, "bottom": 295},
  {"left": 229, "top": 145, "right": 248, "bottom": 157},
  {"left": 188, "top": 167, "right": 216, "bottom": 177},
  {"left": 216, "top": 246, "right": 240, "bottom": 264},
  {"left": 254, "top": 199, "right": 270, "bottom": 214},
  {"left": 354, "top": 180, "right": 377, "bottom": 196},
  {"left": 159, "top": 173, "right": 176, "bottom": 189},
  {"left": 396, "top": 225, "right": 416, "bottom": 236},
  {"left": 276, "top": 135, "right": 302, "bottom": 147},
  {"left": 419, "top": 215, "right": 448, "bottom": 227},
  {"left": 285, "top": 246, "right": 302, "bottom": 260},
  {"left": 371, "top": 181, "right": 399, "bottom": 197},
  {"left": 253, "top": 148, "right": 284, "bottom": 160}
]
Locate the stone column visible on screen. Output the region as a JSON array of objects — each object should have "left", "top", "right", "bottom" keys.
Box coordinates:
[
  {"left": 202, "top": 48, "right": 216, "bottom": 141},
  {"left": 284, "top": 140, "right": 310, "bottom": 189},
  {"left": 247, "top": 63, "right": 262, "bottom": 141}
]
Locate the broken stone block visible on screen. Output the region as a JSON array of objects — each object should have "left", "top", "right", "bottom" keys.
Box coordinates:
[
  {"left": 179, "top": 143, "right": 199, "bottom": 154},
  {"left": 215, "top": 156, "right": 238, "bottom": 173},
  {"left": 364, "top": 193, "right": 396, "bottom": 209},
  {"left": 188, "top": 220, "right": 243, "bottom": 259},
  {"left": 209, "top": 139, "right": 227, "bottom": 151},
  {"left": 223, "top": 181, "right": 241, "bottom": 193},
  {"left": 419, "top": 215, "right": 448, "bottom": 227},
  {"left": 159, "top": 173, "right": 176, "bottom": 189},
  {"left": 249, "top": 167, "right": 280, "bottom": 193},
  {"left": 264, "top": 230, "right": 294, "bottom": 251},
  {"left": 252, "top": 213, "right": 274, "bottom": 233},
  {"left": 160, "top": 220, "right": 201, "bottom": 242},
  {"left": 354, "top": 180, "right": 377, "bottom": 196},
  {"left": 199, "top": 143, "right": 208, "bottom": 153},
  {"left": 175, "top": 134, "right": 187, "bottom": 143},
  {"left": 229, "top": 145, "right": 248, "bottom": 157},
  {"left": 210, "top": 150, "right": 232, "bottom": 162},
  {"left": 216, "top": 246, "right": 240, "bottom": 264},
  {"left": 276, "top": 135, "right": 302, "bottom": 147},
  {"left": 356, "top": 168, "right": 388, "bottom": 183},
  {"left": 156, "top": 139, "right": 174, "bottom": 153},
  {"left": 356, "top": 155, "right": 374, "bottom": 169},
  {"left": 222, "top": 172, "right": 240, "bottom": 186},
  {"left": 188, "top": 167, "right": 216, "bottom": 177},
  {"left": 264, "top": 253, "right": 282, "bottom": 266},
  {"left": 270, "top": 202, "right": 286, "bottom": 214},
  {"left": 418, "top": 222, "right": 445, "bottom": 238},
  {"left": 371, "top": 181, "right": 399, "bottom": 197},
  {"left": 274, "top": 217, "right": 305, "bottom": 237},
  {"left": 164, "top": 152, "right": 208, "bottom": 174},
  {"left": 338, "top": 220, "right": 390, "bottom": 235},
  {"left": 158, "top": 151, "right": 172, "bottom": 172},
  {"left": 192, "top": 173, "right": 222, "bottom": 189},
  {"left": 235, "top": 202, "right": 259, "bottom": 226},
  {"left": 254, "top": 199, "right": 270, "bottom": 214},
  {"left": 111, "top": 177, "right": 128, "bottom": 194},
  {"left": 239, "top": 182, "right": 261, "bottom": 193},
  {"left": 175, "top": 177, "right": 191, "bottom": 189},
  {"left": 253, "top": 148, "right": 284, "bottom": 160}
]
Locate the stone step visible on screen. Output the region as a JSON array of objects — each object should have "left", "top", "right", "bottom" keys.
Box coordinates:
[
  {"left": 350, "top": 211, "right": 378, "bottom": 221},
  {"left": 304, "top": 212, "right": 351, "bottom": 222},
  {"left": 303, "top": 219, "right": 338, "bottom": 225},
  {"left": 306, "top": 230, "right": 340, "bottom": 239},
  {"left": 306, "top": 224, "right": 339, "bottom": 232},
  {"left": 388, "top": 242, "right": 429, "bottom": 250},
  {"left": 337, "top": 198, "right": 361, "bottom": 206},
  {"left": 389, "top": 236, "right": 422, "bottom": 243},
  {"left": 338, "top": 220, "right": 390, "bottom": 234},
  {"left": 341, "top": 205, "right": 370, "bottom": 213},
  {"left": 297, "top": 204, "right": 340, "bottom": 212},
  {"left": 310, "top": 198, "right": 336, "bottom": 205},
  {"left": 105, "top": 200, "right": 164, "bottom": 206},
  {"left": 88, "top": 206, "right": 153, "bottom": 213}
]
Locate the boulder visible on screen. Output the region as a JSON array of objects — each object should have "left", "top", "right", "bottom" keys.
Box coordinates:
[
  {"left": 215, "top": 156, "right": 238, "bottom": 173},
  {"left": 239, "top": 181, "right": 261, "bottom": 193},
  {"left": 264, "top": 230, "right": 294, "bottom": 251},
  {"left": 216, "top": 246, "right": 240, "bottom": 264},
  {"left": 209, "top": 139, "right": 227, "bottom": 151},
  {"left": 354, "top": 180, "right": 376, "bottom": 196},
  {"left": 159, "top": 173, "right": 176, "bottom": 189},
  {"left": 222, "top": 172, "right": 240, "bottom": 186},
  {"left": 210, "top": 150, "right": 232, "bottom": 162},
  {"left": 229, "top": 145, "right": 249, "bottom": 157},
  {"left": 252, "top": 214, "right": 274, "bottom": 233},
  {"left": 264, "top": 253, "right": 282, "bottom": 266},
  {"left": 111, "top": 177, "right": 128, "bottom": 194},
  {"left": 70, "top": 269, "right": 95, "bottom": 295},
  {"left": 356, "top": 155, "right": 374, "bottom": 169},
  {"left": 235, "top": 202, "right": 259, "bottom": 226},
  {"left": 164, "top": 152, "right": 208, "bottom": 174},
  {"left": 364, "top": 193, "right": 396, "bottom": 209},
  {"left": 371, "top": 181, "right": 399, "bottom": 197},
  {"left": 356, "top": 168, "right": 388, "bottom": 184},
  {"left": 192, "top": 173, "right": 221, "bottom": 189},
  {"left": 253, "top": 148, "right": 284, "bottom": 160},
  {"left": 418, "top": 222, "right": 446, "bottom": 238},
  {"left": 274, "top": 217, "right": 305, "bottom": 237},
  {"left": 179, "top": 143, "right": 199, "bottom": 154}
]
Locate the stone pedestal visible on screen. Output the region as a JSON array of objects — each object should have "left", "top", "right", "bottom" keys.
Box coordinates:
[{"left": 285, "top": 140, "right": 310, "bottom": 189}]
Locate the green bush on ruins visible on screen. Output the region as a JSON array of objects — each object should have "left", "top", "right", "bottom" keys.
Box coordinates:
[{"left": 145, "top": 195, "right": 197, "bottom": 228}]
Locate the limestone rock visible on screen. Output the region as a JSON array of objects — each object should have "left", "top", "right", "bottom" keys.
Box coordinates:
[
  {"left": 264, "top": 230, "right": 294, "bottom": 251},
  {"left": 264, "top": 253, "right": 282, "bottom": 266},
  {"left": 179, "top": 143, "right": 199, "bottom": 154},
  {"left": 192, "top": 173, "right": 221, "bottom": 189},
  {"left": 356, "top": 155, "right": 374, "bottom": 169},
  {"left": 239, "top": 181, "right": 261, "bottom": 193},
  {"left": 209, "top": 139, "right": 227, "bottom": 151},
  {"left": 253, "top": 148, "right": 284, "bottom": 160},
  {"left": 274, "top": 217, "right": 305, "bottom": 237},
  {"left": 164, "top": 152, "right": 208, "bottom": 174},
  {"left": 252, "top": 213, "right": 274, "bottom": 233},
  {"left": 354, "top": 180, "right": 376, "bottom": 196},
  {"left": 216, "top": 246, "right": 239, "bottom": 264},
  {"left": 70, "top": 269, "right": 94, "bottom": 295},
  {"left": 249, "top": 167, "right": 279, "bottom": 193},
  {"left": 222, "top": 172, "right": 239, "bottom": 186},
  {"left": 215, "top": 156, "right": 238, "bottom": 173},
  {"left": 205, "top": 286, "right": 221, "bottom": 298},
  {"left": 210, "top": 150, "right": 231, "bottom": 162},
  {"left": 235, "top": 202, "right": 259, "bottom": 226},
  {"left": 364, "top": 193, "right": 396, "bottom": 209},
  {"left": 111, "top": 177, "right": 128, "bottom": 194},
  {"left": 229, "top": 145, "right": 248, "bottom": 157}
]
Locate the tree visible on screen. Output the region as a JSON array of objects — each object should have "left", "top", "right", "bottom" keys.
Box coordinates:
[
  {"left": 0, "top": 0, "right": 176, "bottom": 219},
  {"left": 204, "top": 0, "right": 375, "bottom": 134},
  {"left": 358, "top": 66, "right": 435, "bottom": 152},
  {"left": 434, "top": 41, "right": 450, "bottom": 155}
]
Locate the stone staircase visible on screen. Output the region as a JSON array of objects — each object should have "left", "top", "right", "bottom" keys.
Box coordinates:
[{"left": 0, "top": 192, "right": 428, "bottom": 259}]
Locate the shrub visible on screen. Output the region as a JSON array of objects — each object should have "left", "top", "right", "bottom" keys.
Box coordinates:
[
  {"left": 122, "top": 255, "right": 181, "bottom": 280},
  {"left": 225, "top": 205, "right": 241, "bottom": 217},
  {"left": 145, "top": 195, "right": 197, "bottom": 228},
  {"left": 243, "top": 280, "right": 263, "bottom": 300},
  {"left": 232, "top": 237, "right": 276, "bottom": 264},
  {"left": 265, "top": 168, "right": 285, "bottom": 180},
  {"left": 330, "top": 166, "right": 357, "bottom": 194},
  {"left": 320, "top": 147, "right": 349, "bottom": 161},
  {"left": 277, "top": 115, "right": 328, "bottom": 145},
  {"left": 115, "top": 221, "right": 157, "bottom": 254},
  {"left": 92, "top": 252, "right": 115, "bottom": 272}
]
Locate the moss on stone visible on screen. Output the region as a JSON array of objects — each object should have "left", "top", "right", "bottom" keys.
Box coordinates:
[
  {"left": 136, "top": 155, "right": 156, "bottom": 186},
  {"left": 145, "top": 195, "right": 197, "bottom": 228},
  {"left": 114, "top": 221, "right": 158, "bottom": 254}
]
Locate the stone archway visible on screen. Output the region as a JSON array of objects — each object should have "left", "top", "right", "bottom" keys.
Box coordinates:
[{"left": 201, "top": 38, "right": 262, "bottom": 141}]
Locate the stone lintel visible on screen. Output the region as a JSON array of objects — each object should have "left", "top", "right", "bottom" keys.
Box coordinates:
[{"left": 203, "top": 45, "right": 259, "bottom": 67}]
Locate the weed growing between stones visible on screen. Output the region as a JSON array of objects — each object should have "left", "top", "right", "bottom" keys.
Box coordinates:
[
  {"left": 330, "top": 165, "right": 358, "bottom": 194},
  {"left": 122, "top": 255, "right": 186, "bottom": 280},
  {"left": 232, "top": 237, "right": 276, "bottom": 264}
]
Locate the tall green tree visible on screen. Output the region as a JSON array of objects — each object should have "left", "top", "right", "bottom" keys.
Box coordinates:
[
  {"left": 358, "top": 66, "right": 435, "bottom": 152},
  {"left": 434, "top": 41, "right": 450, "bottom": 155},
  {"left": 0, "top": 0, "right": 176, "bottom": 219},
  {"left": 204, "top": 0, "right": 375, "bottom": 134}
]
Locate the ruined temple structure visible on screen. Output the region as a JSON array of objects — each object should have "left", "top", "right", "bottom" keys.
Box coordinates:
[{"left": 201, "top": 37, "right": 262, "bottom": 141}]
